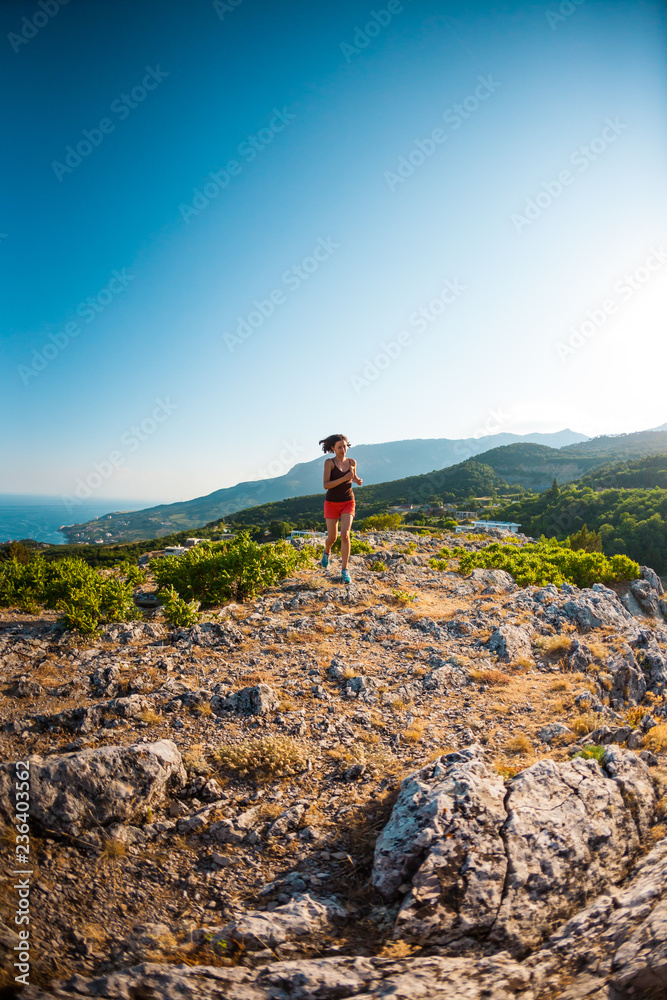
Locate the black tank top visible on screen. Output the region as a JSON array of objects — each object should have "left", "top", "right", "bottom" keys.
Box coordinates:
[{"left": 326, "top": 460, "right": 354, "bottom": 502}]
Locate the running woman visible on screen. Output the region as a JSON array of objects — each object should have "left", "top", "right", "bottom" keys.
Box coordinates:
[{"left": 319, "top": 433, "right": 362, "bottom": 584}]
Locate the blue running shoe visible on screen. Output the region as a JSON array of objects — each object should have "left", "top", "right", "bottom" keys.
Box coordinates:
[
  {"left": 321, "top": 551, "right": 330, "bottom": 569},
  {"left": 341, "top": 568, "right": 351, "bottom": 584}
]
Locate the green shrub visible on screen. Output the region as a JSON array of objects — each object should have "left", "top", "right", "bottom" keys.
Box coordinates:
[
  {"left": 363, "top": 513, "right": 403, "bottom": 531},
  {"left": 330, "top": 534, "right": 373, "bottom": 555},
  {"left": 370, "top": 560, "right": 387, "bottom": 572},
  {"left": 160, "top": 586, "right": 200, "bottom": 627},
  {"left": 573, "top": 744, "right": 606, "bottom": 762},
  {"left": 436, "top": 537, "right": 640, "bottom": 588},
  {"left": 151, "top": 532, "right": 310, "bottom": 606},
  {"left": 0, "top": 555, "right": 139, "bottom": 632},
  {"left": 568, "top": 525, "right": 603, "bottom": 553}
]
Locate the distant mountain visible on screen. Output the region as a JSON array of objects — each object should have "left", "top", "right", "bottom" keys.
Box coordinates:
[
  {"left": 60, "top": 429, "right": 587, "bottom": 544},
  {"left": 225, "top": 458, "right": 518, "bottom": 529},
  {"left": 469, "top": 432, "right": 667, "bottom": 492}
]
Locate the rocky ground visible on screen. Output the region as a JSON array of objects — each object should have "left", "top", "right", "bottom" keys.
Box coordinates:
[{"left": 1, "top": 529, "right": 667, "bottom": 999}]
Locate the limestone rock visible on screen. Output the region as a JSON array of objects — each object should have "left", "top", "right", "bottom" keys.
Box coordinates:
[
  {"left": 372, "top": 745, "right": 655, "bottom": 957},
  {"left": 213, "top": 683, "right": 279, "bottom": 715},
  {"left": 0, "top": 740, "right": 186, "bottom": 838},
  {"left": 372, "top": 746, "right": 508, "bottom": 945},
  {"left": 631, "top": 629, "right": 667, "bottom": 696},
  {"left": 200, "top": 893, "right": 346, "bottom": 951},
  {"left": 630, "top": 578, "right": 662, "bottom": 616},
  {"left": 485, "top": 624, "right": 533, "bottom": 663},
  {"left": 89, "top": 663, "right": 123, "bottom": 698},
  {"left": 492, "top": 749, "right": 655, "bottom": 955},
  {"left": 468, "top": 567, "right": 516, "bottom": 593},
  {"left": 640, "top": 565, "right": 663, "bottom": 595}
]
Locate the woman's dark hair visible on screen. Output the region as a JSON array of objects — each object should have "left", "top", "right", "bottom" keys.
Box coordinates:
[{"left": 319, "top": 434, "right": 350, "bottom": 454}]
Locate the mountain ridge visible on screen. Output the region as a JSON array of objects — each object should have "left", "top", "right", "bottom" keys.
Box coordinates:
[{"left": 61, "top": 429, "right": 587, "bottom": 543}]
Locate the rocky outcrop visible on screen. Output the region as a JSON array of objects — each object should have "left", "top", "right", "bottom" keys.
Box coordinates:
[
  {"left": 0, "top": 740, "right": 186, "bottom": 838},
  {"left": 492, "top": 746, "right": 654, "bottom": 955},
  {"left": 372, "top": 745, "right": 656, "bottom": 956},
  {"left": 372, "top": 747, "right": 508, "bottom": 945}
]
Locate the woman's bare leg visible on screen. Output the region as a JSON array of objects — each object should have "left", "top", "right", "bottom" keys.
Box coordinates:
[
  {"left": 325, "top": 518, "right": 338, "bottom": 554},
  {"left": 340, "top": 511, "right": 354, "bottom": 569}
]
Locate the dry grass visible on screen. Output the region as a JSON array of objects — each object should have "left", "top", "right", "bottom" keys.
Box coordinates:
[
  {"left": 138, "top": 708, "right": 162, "bottom": 725},
  {"left": 572, "top": 711, "right": 608, "bottom": 736},
  {"left": 648, "top": 823, "right": 667, "bottom": 845},
  {"left": 538, "top": 635, "right": 573, "bottom": 658},
  {"left": 215, "top": 735, "right": 308, "bottom": 780},
  {"left": 643, "top": 725, "right": 667, "bottom": 753},
  {"left": 182, "top": 747, "right": 212, "bottom": 776},
  {"left": 506, "top": 734, "right": 532, "bottom": 756},
  {"left": 587, "top": 642, "right": 608, "bottom": 659},
  {"left": 549, "top": 679, "right": 570, "bottom": 692},
  {"left": 509, "top": 656, "right": 534, "bottom": 671},
  {"left": 402, "top": 719, "right": 428, "bottom": 743},
  {"left": 377, "top": 940, "right": 417, "bottom": 958},
  {"left": 469, "top": 668, "right": 511, "bottom": 686},
  {"left": 101, "top": 838, "right": 127, "bottom": 859}
]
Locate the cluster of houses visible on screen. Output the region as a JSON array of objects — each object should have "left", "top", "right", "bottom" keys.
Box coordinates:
[
  {"left": 387, "top": 503, "right": 520, "bottom": 534},
  {"left": 137, "top": 534, "right": 236, "bottom": 565}
]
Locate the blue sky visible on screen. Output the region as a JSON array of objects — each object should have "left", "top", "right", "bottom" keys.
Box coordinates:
[{"left": 3, "top": 0, "right": 667, "bottom": 505}]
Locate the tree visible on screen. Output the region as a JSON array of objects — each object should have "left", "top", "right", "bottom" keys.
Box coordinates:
[{"left": 568, "top": 524, "right": 603, "bottom": 553}]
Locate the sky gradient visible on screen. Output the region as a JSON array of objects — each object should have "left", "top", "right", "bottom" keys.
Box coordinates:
[{"left": 3, "top": 0, "right": 667, "bottom": 506}]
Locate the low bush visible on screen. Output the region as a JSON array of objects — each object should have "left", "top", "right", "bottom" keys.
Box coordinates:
[
  {"left": 0, "top": 554, "right": 138, "bottom": 634},
  {"left": 573, "top": 744, "right": 605, "bottom": 762},
  {"left": 215, "top": 736, "right": 308, "bottom": 780},
  {"left": 429, "top": 537, "right": 640, "bottom": 588},
  {"left": 160, "top": 586, "right": 200, "bottom": 627},
  {"left": 363, "top": 513, "right": 403, "bottom": 531},
  {"left": 151, "top": 532, "right": 310, "bottom": 606}
]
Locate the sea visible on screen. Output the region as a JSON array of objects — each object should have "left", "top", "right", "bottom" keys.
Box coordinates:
[{"left": 0, "top": 495, "right": 155, "bottom": 545}]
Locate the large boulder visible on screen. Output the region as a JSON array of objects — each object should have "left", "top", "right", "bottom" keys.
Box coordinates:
[
  {"left": 372, "top": 747, "right": 508, "bottom": 945},
  {"left": 630, "top": 579, "right": 662, "bottom": 617},
  {"left": 372, "top": 746, "right": 655, "bottom": 956},
  {"left": 542, "top": 583, "right": 638, "bottom": 633},
  {"left": 492, "top": 747, "right": 655, "bottom": 955},
  {"left": 0, "top": 740, "right": 186, "bottom": 838}
]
